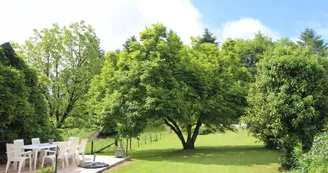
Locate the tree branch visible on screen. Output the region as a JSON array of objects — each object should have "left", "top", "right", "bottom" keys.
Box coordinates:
[
  {"left": 164, "top": 118, "right": 186, "bottom": 144},
  {"left": 191, "top": 117, "right": 202, "bottom": 143}
]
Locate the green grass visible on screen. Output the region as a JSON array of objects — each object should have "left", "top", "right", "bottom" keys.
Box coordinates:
[{"left": 109, "top": 130, "right": 281, "bottom": 173}]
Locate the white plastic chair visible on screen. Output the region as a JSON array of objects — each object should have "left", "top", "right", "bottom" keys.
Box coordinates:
[
  {"left": 41, "top": 142, "right": 68, "bottom": 169},
  {"left": 13, "top": 139, "right": 24, "bottom": 152},
  {"left": 67, "top": 136, "right": 79, "bottom": 151},
  {"left": 31, "top": 138, "right": 43, "bottom": 168},
  {"left": 76, "top": 139, "right": 88, "bottom": 162},
  {"left": 13, "top": 139, "right": 25, "bottom": 168},
  {"left": 31, "top": 138, "right": 40, "bottom": 145},
  {"left": 66, "top": 140, "right": 79, "bottom": 166},
  {"left": 5, "top": 144, "right": 32, "bottom": 173}
]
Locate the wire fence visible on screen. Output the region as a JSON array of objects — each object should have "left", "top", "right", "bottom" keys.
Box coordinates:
[{"left": 86, "top": 131, "right": 170, "bottom": 155}]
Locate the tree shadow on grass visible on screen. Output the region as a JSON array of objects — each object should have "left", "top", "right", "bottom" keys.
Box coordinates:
[{"left": 129, "top": 145, "right": 280, "bottom": 166}]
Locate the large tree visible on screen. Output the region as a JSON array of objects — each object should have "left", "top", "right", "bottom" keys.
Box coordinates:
[
  {"left": 200, "top": 28, "right": 219, "bottom": 46},
  {"left": 88, "top": 24, "right": 250, "bottom": 149},
  {"left": 17, "top": 21, "right": 103, "bottom": 128},
  {"left": 297, "top": 28, "right": 328, "bottom": 56},
  {"left": 243, "top": 46, "right": 328, "bottom": 168}
]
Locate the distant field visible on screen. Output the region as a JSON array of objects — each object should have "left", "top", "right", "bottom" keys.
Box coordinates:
[{"left": 107, "top": 130, "right": 280, "bottom": 173}]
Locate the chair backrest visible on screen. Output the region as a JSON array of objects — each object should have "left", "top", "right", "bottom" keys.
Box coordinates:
[
  {"left": 57, "top": 142, "right": 68, "bottom": 159},
  {"left": 13, "top": 139, "right": 24, "bottom": 146},
  {"left": 6, "top": 144, "right": 22, "bottom": 161},
  {"left": 67, "top": 140, "right": 78, "bottom": 155},
  {"left": 13, "top": 139, "right": 24, "bottom": 152},
  {"left": 32, "top": 138, "right": 40, "bottom": 145},
  {"left": 79, "top": 139, "right": 88, "bottom": 153}
]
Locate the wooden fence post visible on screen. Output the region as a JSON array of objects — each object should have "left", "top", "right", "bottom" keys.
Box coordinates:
[
  {"left": 91, "top": 140, "right": 94, "bottom": 154},
  {"left": 130, "top": 138, "right": 132, "bottom": 150},
  {"left": 138, "top": 138, "right": 140, "bottom": 147},
  {"left": 126, "top": 137, "right": 129, "bottom": 156}
]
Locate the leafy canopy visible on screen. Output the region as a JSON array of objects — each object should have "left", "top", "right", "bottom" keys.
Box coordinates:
[
  {"left": 16, "top": 21, "right": 104, "bottom": 128},
  {"left": 88, "top": 24, "right": 250, "bottom": 149}
]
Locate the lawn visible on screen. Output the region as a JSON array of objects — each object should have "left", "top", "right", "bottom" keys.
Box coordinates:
[{"left": 108, "top": 130, "right": 281, "bottom": 173}]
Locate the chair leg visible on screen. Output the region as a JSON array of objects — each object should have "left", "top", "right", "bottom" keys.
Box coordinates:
[
  {"left": 62, "top": 159, "right": 65, "bottom": 169},
  {"left": 41, "top": 157, "right": 45, "bottom": 167},
  {"left": 72, "top": 156, "right": 75, "bottom": 165},
  {"left": 18, "top": 161, "right": 24, "bottom": 173},
  {"left": 65, "top": 156, "right": 69, "bottom": 167},
  {"left": 76, "top": 154, "right": 79, "bottom": 164},
  {"left": 82, "top": 153, "right": 85, "bottom": 161},
  {"left": 5, "top": 161, "right": 11, "bottom": 173},
  {"left": 13, "top": 161, "right": 17, "bottom": 170},
  {"left": 29, "top": 157, "right": 32, "bottom": 171}
]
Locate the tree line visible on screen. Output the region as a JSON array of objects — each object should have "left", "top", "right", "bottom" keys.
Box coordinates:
[{"left": 2, "top": 21, "right": 328, "bottom": 170}]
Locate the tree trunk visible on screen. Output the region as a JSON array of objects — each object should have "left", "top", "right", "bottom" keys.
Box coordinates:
[
  {"left": 183, "top": 118, "right": 202, "bottom": 150},
  {"left": 183, "top": 141, "right": 195, "bottom": 150},
  {"left": 164, "top": 117, "right": 202, "bottom": 150}
]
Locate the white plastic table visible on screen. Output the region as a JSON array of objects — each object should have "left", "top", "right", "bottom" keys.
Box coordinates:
[{"left": 22, "top": 143, "right": 59, "bottom": 170}]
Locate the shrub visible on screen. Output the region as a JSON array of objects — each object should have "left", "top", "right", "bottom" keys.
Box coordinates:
[
  {"left": 290, "top": 132, "right": 328, "bottom": 173},
  {"left": 244, "top": 50, "right": 328, "bottom": 168}
]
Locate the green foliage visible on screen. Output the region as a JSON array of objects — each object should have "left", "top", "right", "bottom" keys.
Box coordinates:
[
  {"left": 0, "top": 43, "right": 57, "bottom": 160},
  {"left": 297, "top": 28, "right": 328, "bottom": 56},
  {"left": 35, "top": 166, "right": 53, "bottom": 173},
  {"left": 233, "top": 32, "right": 274, "bottom": 77},
  {"left": 88, "top": 24, "right": 250, "bottom": 150},
  {"left": 16, "top": 21, "right": 104, "bottom": 128},
  {"left": 122, "top": 35, "right": 137, "bottom": 53},
  {"left": 191, "top": 28, "right": 219, "bottom": 47},
  {"left": 200, "top": 28, "right": 219, "bottom": 46},
  {"left": 243, "top": 46, "right": 328, "bottom": 168},
  {"left": 290, "top": 132, "right": 328, "bottom": 173},
  {"left": 198, "top": 128, "right": 212, "bottom": 135}
]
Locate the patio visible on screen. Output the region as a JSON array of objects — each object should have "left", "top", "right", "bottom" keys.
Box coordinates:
[{"left": 0, "top": 155, "right": 130, "bottom": 173}]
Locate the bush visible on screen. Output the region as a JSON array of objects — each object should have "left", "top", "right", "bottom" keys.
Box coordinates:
[
  {"left": 290, "top": 132, "right": 328, "bottom": 173},
  {"left": 244, "top": 50, "right": 328, "bottom": 169}
]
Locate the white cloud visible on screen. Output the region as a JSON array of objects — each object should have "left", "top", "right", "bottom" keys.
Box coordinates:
[
  {"left": 214, "top": 18, "right": 280, "bottom": 42},
  {"left": 0, "top": 0, "right": 204, "bottom": 51}
]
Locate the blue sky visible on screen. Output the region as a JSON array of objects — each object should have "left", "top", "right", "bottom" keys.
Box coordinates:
[
  {"left": 191, "top": 0, "right": 328, "bottom": 39},
  {"left": 1, "top": 0, "right": 327, "bottom": 51}
]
